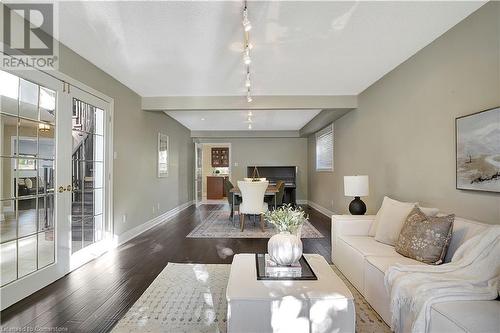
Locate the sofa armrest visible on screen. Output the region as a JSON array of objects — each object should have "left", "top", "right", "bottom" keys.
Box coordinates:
[
  {"left": 331, "top": 215, "right": 376, "bottom": 264},
  {"left": 332, "top": 215, "right": 376, "bottom": 237}
]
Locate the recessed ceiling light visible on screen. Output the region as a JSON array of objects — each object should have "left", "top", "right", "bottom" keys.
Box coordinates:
[{"left": 201, "top": 117, "right": 205, "bottom": 121}]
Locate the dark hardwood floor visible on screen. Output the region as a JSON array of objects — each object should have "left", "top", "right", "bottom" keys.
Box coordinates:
[{"left": 0, "top": 204, "right": 331, "bottom": 332}]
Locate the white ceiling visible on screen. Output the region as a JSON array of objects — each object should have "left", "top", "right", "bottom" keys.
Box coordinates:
[
  {"left": 165, "top": 109, "right": 321, "bottom": 131},
  {"left": 57, "top": 1, "right": 484, "bottom": 97}
]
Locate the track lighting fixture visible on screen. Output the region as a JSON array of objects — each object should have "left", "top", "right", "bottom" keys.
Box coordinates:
[
  {"left": 245, "top": 72, "right": 251, "bottom": 88},
  {"left": 242, "top": 0, "right": 254, "bottom": 105},
  {"left": 242, "top": 8, "right": 252, "bottom": 31},
  {"left": 243, "top": 48, "right": 251, "bottom": 65}
]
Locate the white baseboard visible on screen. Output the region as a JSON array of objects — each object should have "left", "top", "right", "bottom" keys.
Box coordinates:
[
  {"left": 296, "top": 200, "right": 308, "bottom": 205},
  {"left": 307, "top": 201, "right": 336, "bottom": 218},
  {"left": 115, "top": 200, "right": 194, "bottom": 246}
]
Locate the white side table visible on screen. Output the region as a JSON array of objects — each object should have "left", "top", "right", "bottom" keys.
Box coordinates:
[{"left": 226, "top": 254, "right": 355, "bottom": 333}]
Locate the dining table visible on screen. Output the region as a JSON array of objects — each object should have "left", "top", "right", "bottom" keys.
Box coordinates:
[{"left": 229, "top": 185, "right": 279, "bottom": 223}]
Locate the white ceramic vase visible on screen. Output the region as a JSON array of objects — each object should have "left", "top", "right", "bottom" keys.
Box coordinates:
[{"left": 268, "top": 231, "right": 303, "bottom": 266}]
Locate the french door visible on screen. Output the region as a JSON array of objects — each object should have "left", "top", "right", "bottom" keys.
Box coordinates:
[
  {"left": 68, "top": 87, "right": 111, "bottom": 269},
  {"left": 0, "top": 68, "right": 111, "bottom": 309},
  {"left": 194, "top": 143, "right": 203, "bottom": 206}
]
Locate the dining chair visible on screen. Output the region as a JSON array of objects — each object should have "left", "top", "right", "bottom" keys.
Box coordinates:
[
  {"left": 243, "top": 177, "right": 266, "bottom": 182},
  {"left": 224, "top": 178, "right": 241, "bottom": 219},
  {"left": 266, "top": 180, "right": 285, "bottom": 209},
  {"left": 237, "top": 180, "right": 269, "bottom": 232}
]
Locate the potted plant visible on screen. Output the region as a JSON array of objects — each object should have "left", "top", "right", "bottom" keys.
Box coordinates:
[{"left": 265, "top": 205, "right": 308, "bottom": 266}]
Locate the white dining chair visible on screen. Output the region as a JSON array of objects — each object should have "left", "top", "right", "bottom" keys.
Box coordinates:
[
  {"left": 243, "top": 177, "right": 267, "bottom": 182},
  {"left": 237, "top": 180, "right": 269, "bottom": 232}
]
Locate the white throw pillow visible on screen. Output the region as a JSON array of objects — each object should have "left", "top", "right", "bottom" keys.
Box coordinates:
[
  {"left": 418, "top": 206, "right": 439, "bottom": 217},
  {"left": 373, "top": 196, "right": 417, "bottom": 245}
]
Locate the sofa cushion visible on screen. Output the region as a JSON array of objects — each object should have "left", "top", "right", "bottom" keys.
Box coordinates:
[
  {"left": 339, "top": 235, "right": 398, "bottom": 257},
  {"left": 429, "top": 301, "right": 500, "bottom": 333},
  {"left": 395, "top": 207, "right": 454, "bottom": 264},
  {"left": 335, "top": 236, "right": 400, "bottom": 295},
  {"left": 445, "top": 217, "right": 488, "bottom": 262},
  {"left": 365, "top": 255, "right": 425, "bottom": 274},
  {"left": 335, "top": 237, "right": 367, "bottom": 294},
  {"left": 373, "top": 196, "right": 418, "bottom": 245},
  {"left": 364, "top": 255, "right": 426, "bottom": 325},
  {"left": 418, "top": 206, "right": 440, "bottom": 217}
]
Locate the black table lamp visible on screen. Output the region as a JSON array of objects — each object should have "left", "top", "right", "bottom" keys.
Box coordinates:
[{"left": 344, "top": 175, "right": 369, "bottom": 215}]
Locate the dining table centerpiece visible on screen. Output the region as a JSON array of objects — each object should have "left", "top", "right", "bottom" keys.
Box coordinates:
[{"left": 265, "top": 204, "right": 308, "bottom": 266}]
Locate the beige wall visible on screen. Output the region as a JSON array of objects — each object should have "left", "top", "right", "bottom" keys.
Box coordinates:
[
  {"left": 198, "top": 138, "right": 308, "bottom": 200},
  {"left": 308, "top": 3, "right": 500, "bottom": 224},
  {"left": 58, "top": 45, "right": 194, "bottom": 236}
]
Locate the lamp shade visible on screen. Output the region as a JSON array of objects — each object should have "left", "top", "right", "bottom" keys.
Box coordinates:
[{"left": 344, "top": 175, "right": 369, "bottom": 197}]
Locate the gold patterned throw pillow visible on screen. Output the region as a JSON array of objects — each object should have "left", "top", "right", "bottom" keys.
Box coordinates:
[{"left": 395, "top": 207, "right": 454, "bottom": 265}]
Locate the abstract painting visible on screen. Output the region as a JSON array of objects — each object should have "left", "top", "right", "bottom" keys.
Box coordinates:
[{"left": 456, "top": 107, "right": 500, "bottom": 192}]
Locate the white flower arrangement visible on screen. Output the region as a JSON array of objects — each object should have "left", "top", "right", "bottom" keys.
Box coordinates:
[{"left": 265, "top": 204, "right": 308, "bottom": 234}]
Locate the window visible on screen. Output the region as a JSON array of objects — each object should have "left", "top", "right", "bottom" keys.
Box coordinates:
[
  {"left": 315, "top": 124, "right": 334, "bottom": 171},
  {"left": 17, "top": 157, "right": 36, "bottom": 170}
]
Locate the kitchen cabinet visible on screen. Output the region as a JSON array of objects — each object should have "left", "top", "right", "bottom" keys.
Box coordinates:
[{"left": 207, "top": 176, "right": 228, "bottom": 199}]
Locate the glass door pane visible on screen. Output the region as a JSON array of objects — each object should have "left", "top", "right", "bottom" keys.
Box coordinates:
[
  {"left": 195, "top": 143, "right": 203, "bottom": 205},
  {"left": 0, "top": 70, "right": 56, "bottom": 287},
  {"left": 71, "top": 98, "right": 106, "bottom": 254}
]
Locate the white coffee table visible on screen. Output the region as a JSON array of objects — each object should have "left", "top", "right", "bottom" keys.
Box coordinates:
[{"left": 226, "top": 253, "right": 355, "bottom": 333}]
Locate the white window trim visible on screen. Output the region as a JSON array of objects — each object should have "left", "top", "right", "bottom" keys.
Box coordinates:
[{"left": 315, "top": 124, "right": 334, "bottom": 172}]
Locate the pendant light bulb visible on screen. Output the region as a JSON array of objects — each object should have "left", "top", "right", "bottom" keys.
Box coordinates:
[
  {"left": 242, "top": 9, "right": 252, "bottom": 31},
  {"left": 247, "top": 90, "right": 253, "bottom": 103},
  {"left": 245, "top": 73, "right": 251, "bottom": 88},
  {"left": 243, "top": 48, "right": 251, "bottom": 65}
]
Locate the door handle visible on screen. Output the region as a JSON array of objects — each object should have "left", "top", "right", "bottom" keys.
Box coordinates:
[
  {"left": 66, "top": 185, "right": 73, "bottom": 192},
  {"left": 58, "top": 186, "right": 66, "bottom": 193}
]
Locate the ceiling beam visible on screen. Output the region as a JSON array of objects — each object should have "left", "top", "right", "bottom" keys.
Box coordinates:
[
  {"left": 191, "top": 130, "right": 301, "bottom": 138},
  {"left": 299, "top": 108, "right": 353, "bottom": 137},
  {"left": 142, "top": 95, "right": 357, "bottom": 111}
]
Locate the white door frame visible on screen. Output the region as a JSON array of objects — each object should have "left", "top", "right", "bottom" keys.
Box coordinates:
[
  {"left": 194, "top": 142, "right": 202, "bottom": 206},
  {"left": 0, "top": 66, "right": 114, "bottom": 310},
  {"left": 195, "top": 142, "right": 232, "bottom": 204}
]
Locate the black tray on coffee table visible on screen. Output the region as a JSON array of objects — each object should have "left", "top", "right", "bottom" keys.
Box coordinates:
[{"left": 255, "top": 253, "right": 318, "bottom": 281}]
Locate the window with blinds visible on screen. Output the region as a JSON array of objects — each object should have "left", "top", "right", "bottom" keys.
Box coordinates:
[{"left": 315, "top": 124, "right": 334, "bottom": 171}]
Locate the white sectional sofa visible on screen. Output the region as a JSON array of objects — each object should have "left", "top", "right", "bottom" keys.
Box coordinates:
[{"left": 332, "top": 214, "right": 500, "bottom": 332}]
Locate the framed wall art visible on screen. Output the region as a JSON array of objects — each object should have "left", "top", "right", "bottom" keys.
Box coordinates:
[
  {"left": 456, "top": 107, "right": 500, "bottom": 192},
  {"left": 158, "top": 133, "right": 169, "bottom": 178}
]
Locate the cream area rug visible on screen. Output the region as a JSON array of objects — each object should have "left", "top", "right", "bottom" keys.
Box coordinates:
[
  {"left": 112, "top": 263, "right": 390, "bottom": 333},
  {"left": 187, "top": 209, "right": 324, "bottom": 239}
]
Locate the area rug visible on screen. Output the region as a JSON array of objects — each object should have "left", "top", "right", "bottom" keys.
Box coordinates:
[
  {"left": 187, "top": 209, "right": 324, "bottom": 239},
  {"left": 112, "top": 263, "right": 390, "bottom": 333}
]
